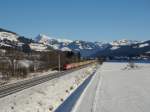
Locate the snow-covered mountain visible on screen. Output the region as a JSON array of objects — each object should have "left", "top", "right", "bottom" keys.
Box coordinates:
[
  {"left": 95, "top": 40, "right": 150, "bottom": 58},
  {"left": 35, "top": 34, "right": 50, "bottom": 45},
  {"left": 110, "top": 39, "right": 140, "bottom": 46},
  {"left": 0, "top": 31, "right": 18, "bottom": 42},
  {"left": 108, "top": 39, "right": 142, "bottom": 51},
  {"left": 0, "top": 28, "right": 20, "bottom": 48},
  {"left": 34, "top": 34, "right": 109, "bottom": 57},
  {"left": 0, "top": 28, "right": 19, "bottom": 42},
  {"left": 0, "top": 27, "right": 150, "bottom": 58},
  {"left": 35, "top": 34, "right": 72, "bottom": 50},
  {"left": 0, "top": 28, "right": 33, "bottom": 52},
  {"left": 35, "top": 34, "right": 72, "bottom": 45},
  {"left": 34, "top": 34, "right": 150, "bottom": 58}
]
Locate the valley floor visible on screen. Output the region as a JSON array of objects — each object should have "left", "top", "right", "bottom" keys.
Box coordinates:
[{"left": 72, "top": 62, "right": 150, "bottom": 112}]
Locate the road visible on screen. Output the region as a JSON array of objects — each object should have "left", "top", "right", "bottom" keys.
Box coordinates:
[
  {"left": 72, "top": 62, "right": 150, "bottom": 112},
  {"left": 0, "top": 63, "right": 92, "bottom": 98}
]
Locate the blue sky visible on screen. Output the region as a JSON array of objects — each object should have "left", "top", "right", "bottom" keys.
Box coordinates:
[{"left": 0, "top": 0, "right": 150, "bottom": 42}]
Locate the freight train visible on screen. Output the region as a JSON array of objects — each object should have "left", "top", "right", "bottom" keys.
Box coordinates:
[{"left": 63, "top": 60, "right": 96, "bottom": 70}]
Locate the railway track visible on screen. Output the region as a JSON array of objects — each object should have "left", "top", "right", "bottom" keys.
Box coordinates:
[{"left": 0, "top": 63, "right": 93, "bottom": 98}]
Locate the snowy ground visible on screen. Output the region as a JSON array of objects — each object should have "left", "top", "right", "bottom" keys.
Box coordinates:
[
  {"left": 72, "top": 62, "right": 150, "bottom": 112},
  {"left": 0, "top": 64, "right": 96, "bottom": 112}
]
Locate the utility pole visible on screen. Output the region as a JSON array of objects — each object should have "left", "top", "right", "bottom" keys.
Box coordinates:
[{"left": 58, "top": 53, "right": 61, "bottom": 72}]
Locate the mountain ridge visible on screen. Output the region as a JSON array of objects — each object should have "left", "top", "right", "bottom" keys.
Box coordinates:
[{"left": 0, "top": 27, "right": 150, "bottom": 58}]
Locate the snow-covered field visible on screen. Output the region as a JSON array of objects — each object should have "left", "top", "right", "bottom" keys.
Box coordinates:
[
  {"left": 73, "top": 62, "right": 150, "bottom": 112},
  {"left": 0, "top": 64, "right": 96, "bottom": 112}
]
